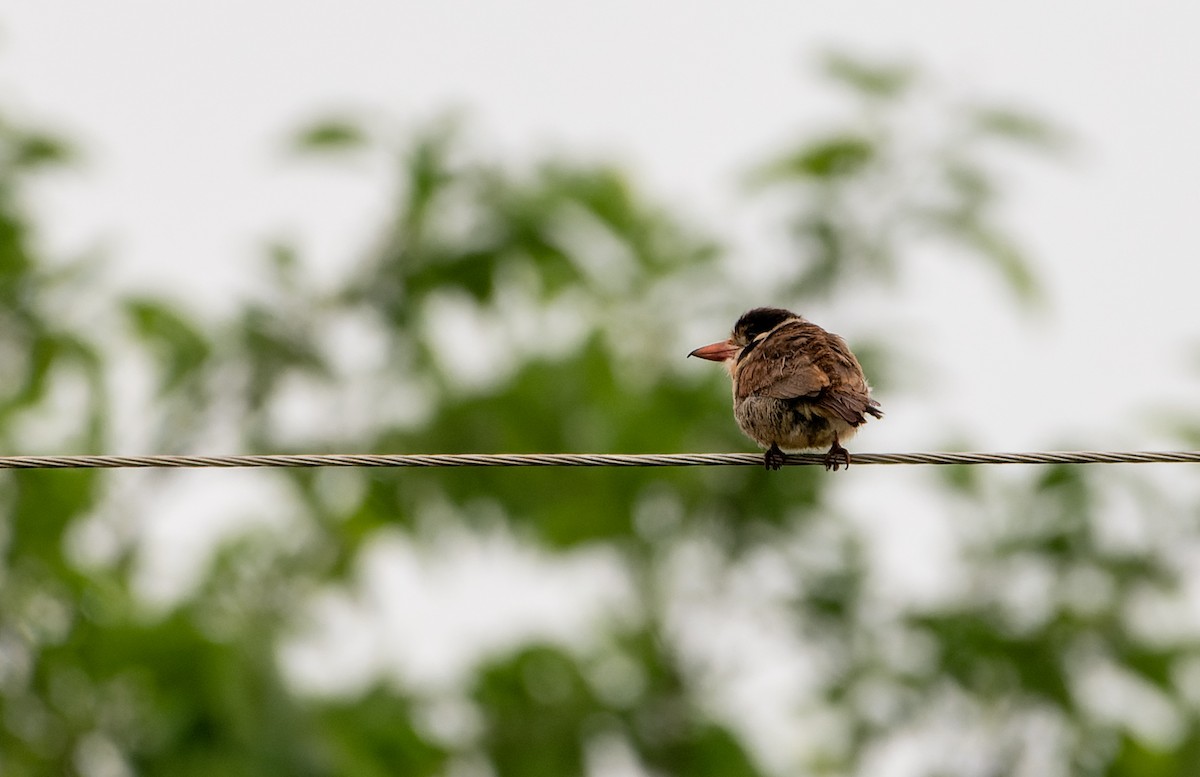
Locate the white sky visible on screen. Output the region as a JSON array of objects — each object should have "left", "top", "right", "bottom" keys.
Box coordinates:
[{"left": 4, "top": 1, "right": 1199, "bottom": 454}]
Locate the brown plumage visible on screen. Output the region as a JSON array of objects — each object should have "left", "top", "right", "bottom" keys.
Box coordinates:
[{"left": 689, "top": 307, "right": 882, "bottom": 471}]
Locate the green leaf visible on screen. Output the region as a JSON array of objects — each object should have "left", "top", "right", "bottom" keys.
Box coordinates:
[
  {"left": 969, "top": 106, "right": 1068, "bottom": 151},
  {"left": 8, "top": 470, "right": 99, "bottom": 560},
  {"left": 822, "top": 52, "right": 916, "bottom": 99},
  {"left": 235, "top": 304, "right": 330, "bottom": 410},
  {"left": 959, "top": 223, "right": 1042, "bottom": 304},
  {"left": 474, "top": 646, "right": 594, "bottom": 777},
  {"left": 1110, "top": 732, "right": 1192, "bottom": 777},
  {"left": 12, "top": 131, "right": 75, "bottom": 169},
  {"left": 124, "top": 298, "right": 213, "bottom": 395},
  {"left": 293, "top": 119, "right": 369, "bottom": 152},
  {"left": 315, "top": 690, "right": 447, "bottom": 777},
  {"left": 758, "top": 136, "right": 876, "bottom": 182}
]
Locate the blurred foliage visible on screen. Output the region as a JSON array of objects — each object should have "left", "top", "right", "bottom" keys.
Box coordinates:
[
  {"left": 750, "top": 51, "right": 1065, "bottom": 303},
  {"left": 2, "top": 52, "right": 1199, "bottom": 777}
]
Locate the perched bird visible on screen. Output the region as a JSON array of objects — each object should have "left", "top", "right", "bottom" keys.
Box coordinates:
[{"left": 689, "top": 307, "right": 882, "bottom": 471}]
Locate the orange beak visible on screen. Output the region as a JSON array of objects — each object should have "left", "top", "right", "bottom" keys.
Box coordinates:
[{"left": 688, "top": 340, "right": 740, "bottom": 362}]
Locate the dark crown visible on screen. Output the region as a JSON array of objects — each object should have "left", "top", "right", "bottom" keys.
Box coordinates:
[{"left": 733, "top": 307, "right": 797, "bottom": 341}]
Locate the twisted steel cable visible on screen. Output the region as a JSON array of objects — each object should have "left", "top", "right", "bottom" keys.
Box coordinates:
[{"left": 0, "top": 451, "right": 1198, "bottom": 469}]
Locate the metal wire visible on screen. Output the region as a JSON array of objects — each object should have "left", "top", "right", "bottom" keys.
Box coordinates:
[{"left": 0, "top": 451, "right": 1198, "bottom": 470}]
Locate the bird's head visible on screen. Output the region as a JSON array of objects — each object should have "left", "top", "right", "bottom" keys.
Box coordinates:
[{"left": 688, "top": 307, "right": 799, "bottom": 369}]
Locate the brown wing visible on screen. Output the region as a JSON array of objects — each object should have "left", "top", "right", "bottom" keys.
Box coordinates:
[
  {"left": 735, "top": 321, "right": 828, "bottom": 400},
  {"left": 736, "top": 320, "right": 881, "bottom": 426}
]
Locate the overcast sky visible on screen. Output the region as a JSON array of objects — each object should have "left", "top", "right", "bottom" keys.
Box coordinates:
[{"left": 3, "top": 1, "right": 1199, "bottom": 452}]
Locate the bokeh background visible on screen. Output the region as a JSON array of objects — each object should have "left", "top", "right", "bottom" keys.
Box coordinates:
[{"left": 2, "top": 3, "right": 1200, "bottom": 776}]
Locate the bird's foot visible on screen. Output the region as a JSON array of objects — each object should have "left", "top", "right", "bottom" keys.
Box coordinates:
[
  {"left": 764, "top": 443, "right": 786, "bottom": 471},
  {"left": 824, "top": 440, "right": 851, "bottom": 471}
]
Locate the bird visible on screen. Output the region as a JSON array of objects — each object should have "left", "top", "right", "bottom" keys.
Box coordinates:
[{"left": 689, "top": 307, "right": 882, "bottom": 471}]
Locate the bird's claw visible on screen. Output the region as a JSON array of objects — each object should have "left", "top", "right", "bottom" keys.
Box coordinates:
[
  {"left": 823, "top": 441, "right": 851, "bottom": 471},
  {"left": 764, "top": 444, "right": 786, "bottom": 471}
]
